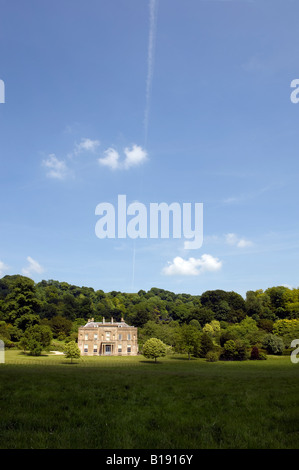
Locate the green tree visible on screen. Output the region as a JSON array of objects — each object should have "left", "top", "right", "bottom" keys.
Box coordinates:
[
  {"left": 15, "top": 313, "right": 40, "bottom": 331},
  {"left": 189, "top": 319, "right": 201, "bottom": 330},
  {"left": 64, "top": 341, "right": 81, "bottom": 363},
  {"left": 49, "top": 316, "right": 72, "bottom": 339},
  {"left": 194, "top": 332, "right": 214, "bottom": 358},
  {"left": 142, "top": 338, "right": 167, "bottom": 363},
  {"left": 175, "top": 324, "right": 201, "bottom": 359},
  {"left": 203, "top": 320, "right": 221, "bottom": 338},
  {"left": 20, "top": 324, "right": 52, "bottom": 356}
]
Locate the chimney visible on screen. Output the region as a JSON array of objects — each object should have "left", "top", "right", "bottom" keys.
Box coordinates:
[
  {"left": 121, "top": 317, "right": 124, "bottom": 322},
  {"left": 111, "top": 317, "right": 114, "bottom": 324},
  {"left": 103, "top": 317, "right": 105, "bottom": 324}
]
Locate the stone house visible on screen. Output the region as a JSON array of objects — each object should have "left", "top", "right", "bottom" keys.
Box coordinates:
[{"left": 78, "top": 317, "right": 138, "bottom": 356}]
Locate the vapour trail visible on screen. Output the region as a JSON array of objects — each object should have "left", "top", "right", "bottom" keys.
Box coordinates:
[
  {"left": 131, "top": 0, "right": 159, "bottom": 292},
  {"left": 132, "top": 1, "right": 159, "bottom": 291},
  {"left": 144, "top": 0, "right": 159, "bottom": 147}
]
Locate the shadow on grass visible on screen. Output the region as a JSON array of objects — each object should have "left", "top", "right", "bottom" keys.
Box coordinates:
[
  {"left": 139, "top": 360, "right": 164, "bottom": 364},
  {"left": 60, "top": 361, "right": 81, "bottom": 365},
  {"left": 169, "top": 356, "right": 198, "bottom": 361},
  {"left": 19, "top": 351, "right": 49, "bottom": 357}
]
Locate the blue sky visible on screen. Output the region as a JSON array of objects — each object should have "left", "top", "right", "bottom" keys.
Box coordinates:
[{"left": 0, "top": 0, "right": 299, "bottom": 297}]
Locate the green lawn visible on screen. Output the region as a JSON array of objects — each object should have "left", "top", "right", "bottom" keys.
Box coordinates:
[{"left": 0, "top": 350, "right": 298, "bottom": 449}]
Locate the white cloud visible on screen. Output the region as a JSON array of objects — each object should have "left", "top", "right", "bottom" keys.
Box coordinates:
[
  {"left": 225, "top": 233, "right": 239, "bottom": 245},
  {"left": 74, "top": 138, "right": 100, "bottom": 155},
  {"left": 98, "top": 144, "right": 147, "bottom": 170},
  {"left": 98, "top": 147, "right": 120, "bottom": 170},
  {"left": 42, "top": 154, "right": 69, "bottom": 180},
  {"left": 225, "top": 233, "right": 253, "bottom": 248},
  {"left": 22, "top": 257, "right": 44, "bottom": 277},
  {"left": 237, "top": 238, "right": 253, "bottom": 248},
  {"left": 162, "top": 254, "right": 222, "bottom": 276},
  {"left": 0, "top": 261, "right": 9, "bottom": 277},
  {"left": 124, "top": 145, "right": 148, "bottom": 169}
]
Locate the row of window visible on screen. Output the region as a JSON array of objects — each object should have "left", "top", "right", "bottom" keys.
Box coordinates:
[
  {"left": 84, "top": 333, "right": 134, "bottom": 341},
  {"left": 83, "top": 345, "right": 132, "bottom": 353}
]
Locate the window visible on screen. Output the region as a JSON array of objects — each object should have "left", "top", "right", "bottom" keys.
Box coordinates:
[
  {"left": 84, "top": 344, "right": 88, "bottom": 353},
  {"left": 127, "top": 333, "right": 131, "bottom": 341},
  {"left": 106, "top": 332, "right": 110, "bottom": 341},
  {"left": 118, "top": 345, "right": 122, "bottom": 353},
  {"left": 93, "top": 345, "right": 97, "bottom": 353},
  {"left": 94, "top": 334, "right": 98, "bottom": 340},
  {"left": 84, "top": 334, "right": 88, "bottom": 341},
  {"left": 127, "top": 345, "right": 131, "bottom": 353},
  {"left": 118, "top": 334, "right": 122, "bottom": 340}
]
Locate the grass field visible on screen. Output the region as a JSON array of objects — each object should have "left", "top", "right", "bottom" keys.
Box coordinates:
[{"left": 0, "top": 350, "right": 298, "bottom": 449}]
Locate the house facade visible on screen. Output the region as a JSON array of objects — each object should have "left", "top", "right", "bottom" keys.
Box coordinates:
[{"left": 78, "top": 317, "right": 138, "bottom": 356}]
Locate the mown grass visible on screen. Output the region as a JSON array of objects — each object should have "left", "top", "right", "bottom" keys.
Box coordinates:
[{"left": 0, "top": 351, "right": 298, "bottom": 449}]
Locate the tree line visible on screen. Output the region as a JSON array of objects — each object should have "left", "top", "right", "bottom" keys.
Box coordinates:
[{"left": 0, "top": 274, "right": 299, "bottom": 359}]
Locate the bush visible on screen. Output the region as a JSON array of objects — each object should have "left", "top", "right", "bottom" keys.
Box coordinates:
[
  {"left": 250, "top": 346, "right": 267, "bottom": 360},
  {"left": 220, "top": 339, "right": 249, "bottom": 361},
  {"left": 250, "top": 346, "right": 260, "bottom": 360},
  {"left": 234, "top": 340, "right": 250, "bottom": 361},
  {"left": 282, "top": 347, "right": 293, "bottom": 356},
  {"left": 259, "top": 352, "right": 267, "bottom": 360},
  {"left": 262, "top": 334, "right": 284, "bottom": 355},
  {"left": 26, "top": 339, "right": 43, "bottom": 356},
  {"left": 205, "top": 351, "right": 219, "bottom": 362}
]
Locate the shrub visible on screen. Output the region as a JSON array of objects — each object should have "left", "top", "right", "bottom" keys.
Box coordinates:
[
  {"left": 220, "top": 339, "right": 249, "bottom": 361},
  {"left": 26, "top": 339, "right": 43, "bottom": 356},
  {"left": 250, "top": 346, "right": 267, "bottom": 360},
  {"left": 259, "top": 352, "right": 267, "bottom": 360},
  {"left": 250, "top": 346, "right": 259, "bottom": 360},
  {"left": 262, "top": 334, "right": 284, "bottom": 355},
  {"left": 205, "top": 351, "right": 219, "bottom": 362},
  {"left": 234, "top": 340, "right": 250, "bottom": 361}
]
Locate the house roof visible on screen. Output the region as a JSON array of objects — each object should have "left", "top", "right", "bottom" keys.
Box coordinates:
[{"left": 82, "top": 321, "right": 133, "bottom": 328}]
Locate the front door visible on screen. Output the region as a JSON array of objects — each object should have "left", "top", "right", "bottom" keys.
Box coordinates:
[{"left": 105, "top": 345, "right": 111, "bottom": 355}]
